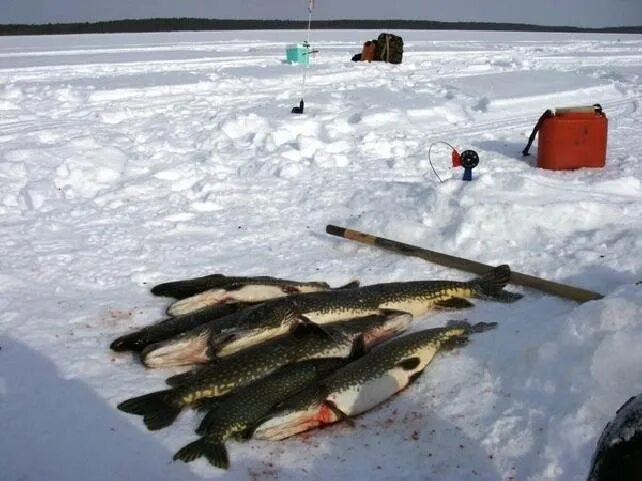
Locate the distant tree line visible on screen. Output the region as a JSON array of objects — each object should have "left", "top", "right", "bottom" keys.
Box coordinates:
[{"left": 1, "top": 18, "right": 640, "bottom": 36}]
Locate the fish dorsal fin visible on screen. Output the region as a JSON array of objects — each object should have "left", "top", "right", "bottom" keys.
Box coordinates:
[
  {"left": 338, "top": 280, "right": 360, "bottom": 289},
  {"left": 434, "top": 298, "right": 474, "bottom": 310},
  {"left": 292, "top": 320, "right": 327, "bottom": 338},
  {"left": 396, "top": 357, "right": 421, "bottom": 371}
]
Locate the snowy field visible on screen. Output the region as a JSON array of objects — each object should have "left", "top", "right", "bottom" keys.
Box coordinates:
[{"left": 1, "top": 29, "right": 641, "bottom": 481}]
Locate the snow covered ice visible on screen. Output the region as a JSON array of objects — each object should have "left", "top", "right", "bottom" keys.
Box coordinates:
[{"left": 1, "top": 29, "right": 641, "bottom": 481}]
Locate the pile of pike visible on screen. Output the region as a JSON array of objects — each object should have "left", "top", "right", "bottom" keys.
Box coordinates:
[{"left": 112, "top": 267, "right": 522, "bottom": 470}]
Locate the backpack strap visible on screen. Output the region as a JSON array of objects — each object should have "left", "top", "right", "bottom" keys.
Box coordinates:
[
  {"left": 378, "top": 34, "right": 390, "bottom": 63},
  {"left": 385, "top": 35, "right": 390, "bottom": 63},
  {"left": 522, "top": 109, "right": 553, "bottom": 156}
]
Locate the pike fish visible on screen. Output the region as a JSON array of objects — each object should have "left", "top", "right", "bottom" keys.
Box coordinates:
[
  {"left": 201, "top": 265, "right": 520, "bottom": 361},
  {"left": 140, "top": 301, "right": 303, "bottom": 368},
  {"left": 173, "top": 359, "right": 346, "bottom": 470},
  {"left": 164, "top": 275, "right": 359, "bottom": 317},
  {"left": 117, "top": 310, "right": 412, "bottom": 430},
  {"left": 253, "top": 321, "right": 497, "bottom": 440},
  {"left": 110, "top": 303, "right": 247, "bottom": 352}
]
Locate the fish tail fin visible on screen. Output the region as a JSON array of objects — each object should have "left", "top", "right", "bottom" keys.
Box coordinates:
[
  {"left": 174, "top": 438, "right": 229, "bottom": 469},
  {"left": 110, "top": 331, "right": 149, "bottom": 352},
  {"left": 117, "top": 390, "right": 180, "bottom": 430},
  {"left": 471, "top": 265, "right": 522, "bottom": 303}
]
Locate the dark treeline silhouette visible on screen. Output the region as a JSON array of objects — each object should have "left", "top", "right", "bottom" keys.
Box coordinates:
[{"left": 1, "top": 18, "right": 641, "bottom": 36}]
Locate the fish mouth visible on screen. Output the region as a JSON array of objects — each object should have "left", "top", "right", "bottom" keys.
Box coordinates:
[
  {"left": 253, "top": 404, "right": 339, "bottom": 441},
  {"left": 140, "top": 331, "right": 211, "bottom": 368},
  {"left": 362, "top": 311, "right": 413, "bottom": 349}
]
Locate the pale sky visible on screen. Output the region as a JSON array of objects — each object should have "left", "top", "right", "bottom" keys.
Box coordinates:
[{"left": 2, "top": 0, "right": 641, "bottom": 27}]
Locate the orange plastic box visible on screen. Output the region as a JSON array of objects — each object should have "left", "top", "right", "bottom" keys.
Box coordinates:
[{"left": 523, "top": 105, "right": 607, "bottom": 170}]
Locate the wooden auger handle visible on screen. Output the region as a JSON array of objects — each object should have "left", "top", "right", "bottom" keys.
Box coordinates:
[{"left": 325, "top": 224, "right": 604, "bottom": 304}]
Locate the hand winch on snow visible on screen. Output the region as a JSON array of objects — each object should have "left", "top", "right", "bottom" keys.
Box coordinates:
[
  {"left": 428, "top": 142, "right": 480, "bottom": 182},
  {"left": 522, "top": 104, "right": 607, "bottom": 170}
]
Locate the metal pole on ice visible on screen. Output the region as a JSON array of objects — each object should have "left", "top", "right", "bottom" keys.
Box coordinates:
[{"left": 291, "top": 0, "right": 314, "bottom": 114}]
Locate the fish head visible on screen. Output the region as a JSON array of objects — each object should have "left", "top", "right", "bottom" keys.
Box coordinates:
[
  {"left": 140, "top": 330, "right": 211, "bottom": 368},
  {"left": 235, "top": 300, "right": 298, "bottom": 329},
  {"left": 212, "top": 302, "right": 303, "bottom": 357}
]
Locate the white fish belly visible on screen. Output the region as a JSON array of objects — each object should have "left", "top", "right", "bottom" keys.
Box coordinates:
[
  {"left": 168, "top": 285, "right": 293, "bottom": 316},
  {"left": 328, "top": 369, "right": 408, "bottom": 416},
  {"left": 328, "top": 344, "right": 440, "bottom": 416}
]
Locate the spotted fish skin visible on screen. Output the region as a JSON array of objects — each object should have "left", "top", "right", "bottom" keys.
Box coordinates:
[
  {"left": 173, "top": 359, "right": 345, "bottom": 469},
  {"left": 117, "top": 311, "right": 413, "bottom": 431},
  {"left": 213, "top": 265, "right": 519, "bottom": 357},
  {"left": 151, "top": 274, "right": 331, "bottom": 300},
  {"left": 164, "top": 276, "right": 358, "bottom": 317},
  {"left": 110, "top": 303, "right": 246, "bottom": 352},
  {"left": 290, "top": 265, "right": 519, "bottom": 323},
  {"left": 140, "top": 301, "right": 301, "bottom": 367},
  {"left": 253, "top": 321, "right": 497, "bottom": 440}
]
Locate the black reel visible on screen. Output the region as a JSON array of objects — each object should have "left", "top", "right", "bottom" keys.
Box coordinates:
[{"left": 460, "top": 150, "right": 479, "bottom": 181}]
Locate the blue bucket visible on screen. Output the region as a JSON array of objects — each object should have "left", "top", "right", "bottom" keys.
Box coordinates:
[{"left": 285, "top": 43, "right": 310, "bottom": 65}]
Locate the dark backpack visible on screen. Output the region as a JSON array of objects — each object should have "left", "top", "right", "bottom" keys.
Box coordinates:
[{"left": 375, "top": 33, "right": 403, "bottom": 64}]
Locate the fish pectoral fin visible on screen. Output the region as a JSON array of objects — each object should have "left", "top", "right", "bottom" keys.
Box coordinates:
[
  {"left": 292, "top": 320, "right": 326, "bottom": 338},
  {"left": 396, "top": 357, "right": 421, "bottom": 371},
  {"left": 295, "top": 317, "right": 343, "bottom": 341},
  {"left": 324, "top": 400, "right": 355, "bottom": 426},
  {"left": 434, "top": 297, "right": 475, "bottom": 310}
]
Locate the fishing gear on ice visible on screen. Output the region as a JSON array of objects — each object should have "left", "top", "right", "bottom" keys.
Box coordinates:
[
  {"left": 291, "top": 0, "right": 315, "bottom": 114},
  {"left": 428, "top": 141, "right": 479, "bottom": 182},
  {"left": 522, "top": 104, "right": 607, "bottom": 170}
]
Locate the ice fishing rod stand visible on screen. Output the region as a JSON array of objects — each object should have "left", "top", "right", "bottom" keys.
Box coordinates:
[
  {"left": 428, "top": 142, "right": 480, "bottom": 182},
  {"left": 292, "top": 99, "right": 305, "bottom": 114},
  {"left": 291, "top": 41, "right": 312, "bottom": 115},
  {"left": 459, "top": 150, "right": 479, "bottom": 181}
]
